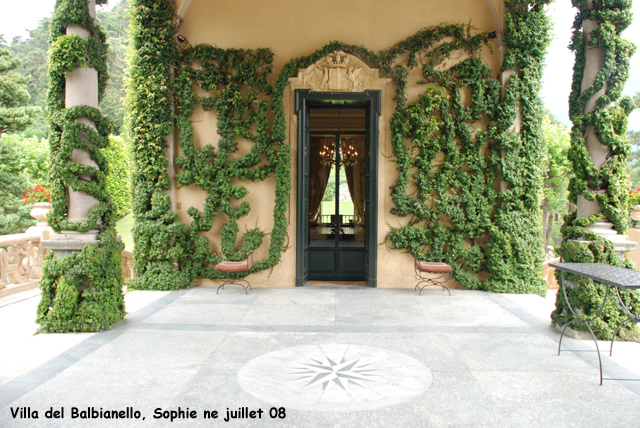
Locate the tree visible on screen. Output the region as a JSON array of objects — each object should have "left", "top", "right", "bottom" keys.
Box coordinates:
[
  {"left": 627, "top": 92, "right": 640, "bottom": 188},
  {"left": 0, "top": 133, "right": 50, "bottom": 185},
  {"left": 10, "top": 19, "right": 51, "bottom": 138},
  {"left": 628, "top": 130, "right": 640, "bottom": 187},
  {"left": 541, "top": 114, "right": 572, "bottom": 249},
  {"left": 103, "top": 135, "right": 132, "bottom": 218},
  {"left": 0, "top": 48, "right": 41, "bottom": 135},
  {"left": 7, "top": 0, "right": 131, "bottom": 137},
  {"left": 0, "top": 138, "right": 37, "bottom": 234},
  {"left": 96, "top": 0, "right": 131, "bottom": 134}
]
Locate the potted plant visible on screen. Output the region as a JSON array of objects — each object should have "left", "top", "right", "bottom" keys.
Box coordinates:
[{"left": 22, "top": 185, "right": 51, "bottom": 226}]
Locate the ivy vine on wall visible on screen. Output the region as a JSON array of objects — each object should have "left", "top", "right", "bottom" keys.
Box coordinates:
[
  {"left": 174, "top": 46, "right": 284, "bottom": 280},
  {"left": 128, "top": 1, "right": 552, "bottom": 297},
  {"left": 554, "top": 0, "right": 640, "bottom": 340},
  {"left": 38, "top": 0, "right": 125, "bottom": 333}
]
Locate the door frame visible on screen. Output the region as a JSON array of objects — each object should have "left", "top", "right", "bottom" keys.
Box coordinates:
[{"left": 294, "top": 89, "right": 380, "bottom": 287}]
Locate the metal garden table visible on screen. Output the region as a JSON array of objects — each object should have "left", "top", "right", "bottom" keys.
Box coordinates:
[{"left": 549, "top": 262, "right": 640, "bottom": 384}]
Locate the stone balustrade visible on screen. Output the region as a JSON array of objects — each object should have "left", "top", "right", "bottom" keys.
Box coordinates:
[
  {"left": 1, "top": 201, "right": 133, "bottom": 298},
  {"left": 1, "top": 231, "right": 134, "bottom": 297},
  {"left": 0, "top": 232, "right": 46, "bottom": 289},
  {"left": 122, "top": 248, "right": 134, "bottom": 282}
]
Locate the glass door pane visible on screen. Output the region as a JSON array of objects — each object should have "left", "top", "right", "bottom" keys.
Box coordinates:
[
  {"left": 309, "top": 135, "right": 337, "bottom": 248},
  {"left": 338, "top": 135, "right": 365, "bottom": 248}
]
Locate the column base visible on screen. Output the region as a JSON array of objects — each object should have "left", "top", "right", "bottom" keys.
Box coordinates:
[{"left": 42, "top": 231, "right": 100, "bottom": 258}]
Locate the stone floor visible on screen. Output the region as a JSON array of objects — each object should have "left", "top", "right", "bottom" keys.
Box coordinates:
[{"left": 0, "top": 286, "right": 639, "bottom": 427}]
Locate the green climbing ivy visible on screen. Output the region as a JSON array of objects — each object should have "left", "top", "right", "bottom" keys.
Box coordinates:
[
  {"left": 130, "top": 3, "right": 552, "bottom": 296},
  {"left": 554, "top": 0, "right": 640, "bottom": 340},
  {"left": 385, "top": 2, "right": 550, "bottom": 296},
  {"left": 482, "top": 0, "right": 551, "bottom": 295},
  {"left": 38, "top": 0, "right": 124, "bottom": 333},
  {"left": 126, "top": 0, "right": 188, "bottom": 290},
  {"left": 174, "top": 45, "right": 278, "bottom": 280},
  {"left": 383, "top": 27, "right": 501, "bottom": 291}
]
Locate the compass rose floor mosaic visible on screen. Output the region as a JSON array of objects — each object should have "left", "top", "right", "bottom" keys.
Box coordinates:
[
  {"left": 1, "top": 286, "right": 640, "bottom": 427},
  {"left": 238, "top": 344, "right": 432, "bottom": 411}
]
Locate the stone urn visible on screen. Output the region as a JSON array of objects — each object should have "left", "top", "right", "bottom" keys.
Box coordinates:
[
  {"left": 30, "top": 202, "right": 52, "bottom": 227},
  {"left": 631, "top": 205, "right": 640, "bottom": 228},
  {"left": 26, "top": 202, "right": 53, "bottom": 242}
]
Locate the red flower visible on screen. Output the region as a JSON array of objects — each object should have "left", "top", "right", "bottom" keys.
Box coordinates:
[
  {"left": 44, "top": 193, "right": 50, "bottom": 197},
  {"left": 630, "top": 190, "right": 634, "bottom": 194}
]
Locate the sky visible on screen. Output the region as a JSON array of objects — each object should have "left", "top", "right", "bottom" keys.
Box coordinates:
[
  {"left": 0, "top": 0, "right": 638, "bottom": 130},
  {"left": 0, "top": 1, "right": 115, "bottom": 44}
]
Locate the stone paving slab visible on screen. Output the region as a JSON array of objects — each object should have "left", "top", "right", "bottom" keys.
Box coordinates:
[{"left": 0, "top": 286, "right": 639, "bottom": 427}]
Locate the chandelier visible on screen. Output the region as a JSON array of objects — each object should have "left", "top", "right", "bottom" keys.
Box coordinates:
[{"left": 319, "top": 140, "right": 358, "bottom": 167}]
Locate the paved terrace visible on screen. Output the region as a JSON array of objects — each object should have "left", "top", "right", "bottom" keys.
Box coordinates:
[{"left": 0, "top": 286, "right": 639, "bottom": 427}]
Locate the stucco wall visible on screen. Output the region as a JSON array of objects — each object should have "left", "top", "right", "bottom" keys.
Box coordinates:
[{"left": 175, "top": 0, "right": 504, "bottom": 288}]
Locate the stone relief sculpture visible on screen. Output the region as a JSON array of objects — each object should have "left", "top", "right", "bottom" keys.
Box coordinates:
[{"left": 302, "top": 51, "right": 371, "bottom": 92}]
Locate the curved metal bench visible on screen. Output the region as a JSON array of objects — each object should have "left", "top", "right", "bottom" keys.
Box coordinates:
[
  {"left": 214, "top": 252, "right": 253, "bottom": 294},
  {"left": 414, "top": 257, "right": 452, "bottom": 296}
]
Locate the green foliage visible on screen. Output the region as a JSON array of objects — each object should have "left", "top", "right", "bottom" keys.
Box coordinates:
[
  {"left": 96, "top": 0, "right": 131, "bottom": 134},
  {"left": 8, "top": 1, "right": 131, "bottom": 137},
  {"left": 128, "top": 192, "right": 190, "bottom": 290},
  {"left": 0, "top": 48, "right": 41, "bottom": 135},
  {"left": 175, "top": 45, "right": 282, "bottom": 278},
  {"left": 0, "top": 138, "right": 36, "bottom": 234},
  {"left": 0, "top": 133, "right": 51, "bottom": 185},
  {"left": 48, "top": 105, "right": 116, "bottom": 233},
  {"left": 480, "top": 0, "right": 551, "bottom": 296},
  {"left": 36, "top": 228, "right": 125, "bottom": 333},
  {"left": 543, "top": 116, "right": 572, "bottom": 206},
  {"left": 102, "top": 135, "right": 132, "bottom": 219},
  {"left": 628, "top": 130, "right": 640, "bottom": 187},
  {"left": 555, "top": 213, "right": 640, "bottom": 341},
  {"left": 47, "top": 0, "right": 109, "bottom": 112},
  {"left": 625, "top": 92, "right": 640, "bottom": 186},
  {"left": 541, "top": 114, "right": 573, "bottom": 246},
  {"left": 7, "top": 19, "right": 50, "bottom": 138},
  {"left": 380, "top": 4, "right": 550, "bottom": 296},
  {"left": 38, "top": 0, "right": 124, "bottom": 333},
  {"left": 127, "top": 0, "right": 186, "bottom": 289},
  {"left": 323, "top": 182, "right": 336, "bottom": 201},
  {"left": 154, "top": 12, "right": 549, "bottom": 293},
  {"left": 555, "top": 0, "right": 640, "bottom": 340},
  {"left": 0, "top": 132, "right": 131, "bottom": 220}
]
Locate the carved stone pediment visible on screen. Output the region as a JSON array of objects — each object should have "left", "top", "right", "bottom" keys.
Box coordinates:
[{"left": 289, "top": 51, "right": 391, "bottom": 92}]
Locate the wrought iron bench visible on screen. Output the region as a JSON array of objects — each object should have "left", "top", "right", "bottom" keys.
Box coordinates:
[
  {"left": 214, "top": 252, "right": 253, "bottom": 294},
  {"left": 414, "top": 255, "right": 452, "bottom": 296}
]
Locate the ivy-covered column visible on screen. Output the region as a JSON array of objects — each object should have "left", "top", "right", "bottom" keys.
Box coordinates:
[
  {"left": 38, "top": 0, "right": 125, "bottom": 332},
  {"left": 484, "top": 0, "right": 551, "bottom": 295},
  {"left": 569, "top": 0, "right": 636, "bottom": 254},
  {"left": 554, "top": 0, "right": 639, "bottom": 340},
  {"left": 127, "top": 0, "right": 190, "bottom": 290}
]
